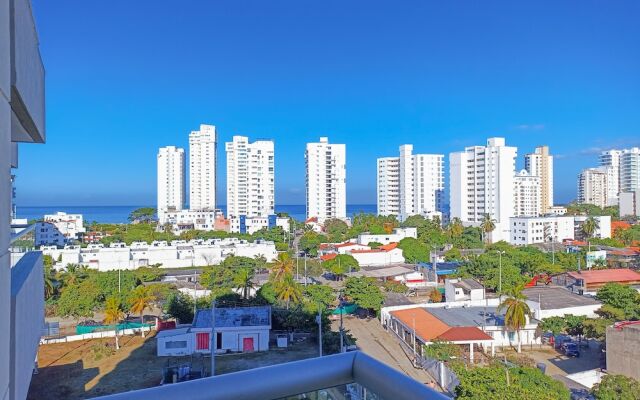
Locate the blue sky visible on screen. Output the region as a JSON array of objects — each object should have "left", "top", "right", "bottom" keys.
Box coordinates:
[{"left": 16, "top": 0, "right": 640, "bottom": 206}]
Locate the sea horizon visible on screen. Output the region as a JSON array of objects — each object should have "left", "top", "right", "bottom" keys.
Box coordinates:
[{"left": 16, "top": 204, "right": 379, "bottom": 224}]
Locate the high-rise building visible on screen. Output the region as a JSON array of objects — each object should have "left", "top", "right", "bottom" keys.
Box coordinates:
[
  {"left": 226, "top": 136, "right": 275, "bottom": 218},
  {"left": 514, "top": 170, "right": 541, "bottom": 217},
  {"left": 599, "top": 149, "right": 621, "bottom": 205},
  {"left": 450, "top": 137, "right": 517, "bottom": 243},
  {"left": 305, "top": 137, "right": 346, "bottom": 223},
  {"left": 620, "top": 147, "right": 640, "bottom": 193},
  {"left": 577, "top": 167, "right": 609, "bottom": 208},
  {"left": 524, "top": 145, "right": 554, "bottom": 212},
  {"left": 377, "top": 144, "right": 444, "bottom": 221},
  {"left": 157, "top": 146, "right": 186, "bottom": 218},
  {"left": 189, "top": 124, "right": 217, "bottom": 211}
]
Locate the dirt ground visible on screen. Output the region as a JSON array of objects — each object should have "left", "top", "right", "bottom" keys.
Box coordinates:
[{"left": 28, "top": 332, "right": 319, "bottom": 400}]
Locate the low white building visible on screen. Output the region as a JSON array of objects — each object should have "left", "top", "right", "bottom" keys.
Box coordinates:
[
  {"left": 546, "top": 206, "right": 568, "bottom": 216},
  {"left": 509, "top": 216, "right": 575, "bottom": 245},
  {"left": 43, "top": 211, "right": 86, "bottom": 240},
  {"left": 160, "top": 209, "right": 227, "bottom": 232},
  {"left": 34, "top": 222, "right": 67, "bottom": 246},
  {"left": 444, "top": 278, "right": 485, "bottom": 302},
  {"left": 522, "top": 286, "right": 602, "bottom": 321},
  {"left": 357, "top": 227, "right": 417, "bottom": 246},
  {"left": 157, "top": 306, "right": 272, "bottom": 357},
  {"left": 229, "top": 215, "right": 290, "bottom": 235},
  {"left": 42, "top": 238, "right": 278, "bottom": 271},
  {"left": 349, "top": 243, "right": 405, "bottom": 267}
]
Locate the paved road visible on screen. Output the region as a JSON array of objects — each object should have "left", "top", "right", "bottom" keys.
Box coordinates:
[{"left": 335, "top": 315, "right": 437, "bottom": 385}]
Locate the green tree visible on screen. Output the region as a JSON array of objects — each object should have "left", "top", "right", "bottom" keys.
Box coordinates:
[
  {"left": 498, "top": 285, "right": 532, "bottom": 353},
  {"left": 583, "top": 318, "right": 612, "bottom": 341},
  {"left": 592, "top": 374, "right": 640, "bottom": 400},
  {"left": 539, "top": 316, "right": 566, "bottom": 335},
  {"left": 56, "top": 280, "right": 101, "bottom": 319},
  {"left": 164, "top": 292, "right": 194, "bottom": 324},
  {"left": 270, "top": 252, "right": 294, "bottom": 282},
  {"left": 273, "top": 273, "right": 302, "bottom": 309},
  {"left": 324, "top": 218, "right": 349, "bottom": 243},
  {"left": 104, "top": 296, "right": 125, "bottom": 350},
  {"left": 59, "top": 263, "right": 89, "bottom": 287},
  {"left": 448, "top": 217, "right": 465, "bottom": 240},
  {"left": 43, "top": 263, "right": 59, "bottom": 300},
  {"left": 303, "top": 284, "right": 335, "bottom": 312},
  {"left": 322, "top": 254, "right": 359, "bottom": 280},
  {"left": 480, "top": 214, "right": 497, "bottom": 244},
  {"left": 581, "top": 216, "right": 599, "bottom": 241},
  {"left": 423, "top": 340, "right": 461, "bottom": 361},
  {"left": 128, "top": 207, "right": 157, "bottom": 224},
  {"left": 564, "top": 315, "right": 586, "bottom": 339},
  {"left": 233, "top": 267, "right": 256, "bottom": 300},
  {"left": 344, "top": 277, "right": 385, "bottom": 314},
  {"left": 397, "top": 237, "right": 430, "bottom": 263},
  {"left": 596, "top": 283, "right": 640, "bottom": 319},
  {"left": 299, "top": 231, "right": 326, "bottom": 256},
  {"left": 128, "top": 285, "right": 156, "bottom": 337},
  {"left": 444, "top": 247, "right": 462, "bottom": 261}
]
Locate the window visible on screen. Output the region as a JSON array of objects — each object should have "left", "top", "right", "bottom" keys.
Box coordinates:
[{"left": 166, "top": 340, "right": 187, "bottom": 349}]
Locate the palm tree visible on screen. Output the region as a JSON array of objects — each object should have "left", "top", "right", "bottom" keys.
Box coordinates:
[
  {"left": 274, "top": 273, "right": 302, "bottom": 309},
  {"left": 581, "top": 216, "right": 599, "bottom": 250},
  {"left": 43, "top": 264, "right": 58, "bottom": 300},
  {"left": 270, "top": 253, "right": 294, "bottom": 282},
  {"left": 614, "top": 228, "right": 633, "bottom": 246},
  {"left": 480, "top": 214, "right": 497, "bottom": 244},
  {"left": 448, "top": 217, "right": 464, "bottom": 239},
  {"left": 129, "top": 286, "right": 156, "bottom": 337},
  {"left": 60, "top": 263, "right": 87, "bottom": 286},
  {"left": 498, "top": 285, "right": 531, "bottom": 353},
  {"left": 104, "top": 296, "right": 125, "bottom": 350},
  {"left": 234, "top": 267, "right": 256, "bottom": 300}
]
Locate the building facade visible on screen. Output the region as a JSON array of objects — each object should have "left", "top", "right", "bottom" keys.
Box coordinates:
[
  {"left": 305, "top": 137, "right": 346, "bottom": 223},
  {"left": 620, "top": 147, "right": 640, "bottom": 193},
  {"left": 599, "top": 149, "right": 621, "bottom": 206},
  {"left": 619, "top": 190, "right": 640, "bottom": 217},
  {"left": 513, "top": 169, "right": 541, "bottom": 217},
  {"left": 228, "top": 215, "right": 290, "bottom": 235},
  {"left": 525, "top": 145, "right": 554, "bottom": 212},
  {"left": 157, "top": 146, "right": 185, "bottom": 221},
  {"left": 42, "top": 211, "right": 86, "bottom": 241},
  {"left": 226, "top": 136, "right": 275, "bottom": 218},
  {"left": 189, "top": 124, "right": 217, "bottom": 211},
  {"left": 450, "top": 137, "right": 517, "bottom": 243},
  {"left": 377, "top": 144, "right": 444, "bottom": 221},
  {"left": 577, "top": 167, "right": 609, "bottom": 208},
  {"left": 509, "top": 216, "right": 575, "bottom": 246}
]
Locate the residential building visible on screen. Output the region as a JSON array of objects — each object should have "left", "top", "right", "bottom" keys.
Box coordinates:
[
  {"left": 161, "top": 209, "right": 227, "bottom": 233},
  {"left": 619, "top": 190, "right": 640, "bottom": 217},
  {"left": 552, "top": 269, "right": 640, "bottom": 295},
  {"left": 450, "top": 137, "right": 517, "bottom": 243},
  {"left": 606, "top": 322, "right": 640, "bottom": 381},
  {"left": 509, "top": 216, "right": 575, "bottom": 246},
  {"left": 574, "top": 215, "right": 611, "bottom": 239},
  {"left": 444, "top": 278, "right": 485, "bottom": 302},
  {"left": 577, "top": 167, "right": 609, "bottom": 208},
  {"left": 348, "top": 243, "right": 405, "bottom": 266},
  {"left": 620, "top": 147, "right": 640, "bottom": 193},
  {"left": 513, "top": 169, "right": 541, "bottom": 217},
  {"left": 599, "top": 149, "right": 622, "bottom": 204},
  {"left": 157, "top": 146, "right": 185, "bottom": 222},
  {"left": 189, "top": 124, "right": 217, "bottom": 211},
  {"left": 547, "top": 205, "right": 567, "bottom": 216},
  {"left": 157, "top": 306, "right": 272, "bottom": 356},
  {"left": 305, "top": 137, "right": 346, "bottom": 223},
  {"left": 2, "top": 1, "right": 46, "bottom": 399},
  {"left": 41, "top": 238, "right": 279, "bottom": 271},
  {"left": 228, "top": 215, "right": 290, "bottom": 235},
  {"left": 525, "top": 145, "right": 554, "bottom": 212},
  {"left": 377, "top": 144, "right": 444, "bottom": 221},
  {"left": 226, "top": 136, "right": 275, "bottom": 218},
  {"left": 522, "top": 286, "right": 602, "bottom": 320},
  {"left": 34, "top": 222, "right": 66, "bottom": 247},
  {"left": 42, "top": 211, "right": 86, "bottom": 241},
  {"left": 356, "top": 227, "right": 417, "bottom": 246}
]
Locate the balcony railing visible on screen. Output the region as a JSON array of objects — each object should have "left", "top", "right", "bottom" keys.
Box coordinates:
[
  {"left": 93, "top": 351, "right": 449, "bottom": 400},
  {"left": 10, "top": 251, "right": 44, "bottom": 400}
]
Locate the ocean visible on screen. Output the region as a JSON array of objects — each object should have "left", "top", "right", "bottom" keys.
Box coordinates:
[{"left": 16, "top": 204, "right": 378, "bottom": 224}]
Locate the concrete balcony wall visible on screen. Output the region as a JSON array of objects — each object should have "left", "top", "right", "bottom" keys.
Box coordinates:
[
  {"left": 10, "top": 251, "right": 44, "bottom": 400},
  {"left": 10, "top": 0, "right": 45, "bottom": 144}
]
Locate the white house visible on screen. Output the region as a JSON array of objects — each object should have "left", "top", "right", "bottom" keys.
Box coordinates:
[
  {"left": 357, "top": 227, "right": 417, "bottom": 246},
  {"left": 37, "top": 212, "right": 86, "bottom": 244},
  {"left": 157, "top": 306, "right": 272, "bottom": 357},
  {"left": 444, "top": 278, "right": 485, "bottom": 302},
  {"left": 522, "top": 286, "right": 602, "bottom": 321},
  {"left": 349, "top": 243, "right": 405, "bottom": 267},
  {"left": 509, "top": 216, "right": 575, "bottom": 245},
  {"left": 574, "top": 215, "right": 611, "bottom": 239},
  {"left": 229, "top": 215, "right": 290, "bottom": 235}
]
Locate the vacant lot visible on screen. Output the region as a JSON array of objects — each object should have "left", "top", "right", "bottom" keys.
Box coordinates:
[{"left": 29, "top": 332, "right": 319, "bottom": 399}]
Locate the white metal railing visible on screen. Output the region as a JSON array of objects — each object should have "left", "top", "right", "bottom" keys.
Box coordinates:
[{"left": 92, "top": 351, "right": 450, "bottom": 400}]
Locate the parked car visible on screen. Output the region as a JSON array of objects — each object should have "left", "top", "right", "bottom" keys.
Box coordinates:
[{"left": 562, "top": 342, "right": 580, "bottom": 358}]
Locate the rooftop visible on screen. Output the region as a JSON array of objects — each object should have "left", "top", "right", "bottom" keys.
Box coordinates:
[
  {"left": 523, "top": 286, "right": 601, "bottom": 309},
  {"left": 566, "top": 269, "right": 640, "bottom": 284},
  {"left": 453, "top": 278, "right": 484, "bottom": 291},
  {"left": 193, "top": 306, "right": 271, "bottom": 329},
  {"left": 391, "top": 307, "right": 493, "bottom": 343},
  {"left": 427, "top": 306, "right": 506, "bottom": 328}
]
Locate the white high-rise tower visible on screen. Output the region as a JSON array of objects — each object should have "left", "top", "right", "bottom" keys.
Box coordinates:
[
  {"left": 189, "top": 124, "right": 217, "bottom": 211},
  {"left": 450, "top": 137, "right": 517, "bottom": 243},
  {"left": 157, "top": 146, "right": 186, "bottom": 220},
  {"left": 226, "top": 136, "right": 275, "bottom": 217},
  {"left": 305, "top": 137, "right": 346, "bottom": 223},
  {"left": 377, "top": 144, "right": 444, "bottom": 221},
  {"left": 525, "top": 145, "right": 554, "bottom": 213}
]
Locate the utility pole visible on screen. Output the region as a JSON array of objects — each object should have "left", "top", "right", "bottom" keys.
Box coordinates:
[
  {"left": 193, "top": 269, "right": 197, "bottom": 315},
  {"left": 304, "top": 254, "right": 308, "bottom": 287},
  {"left": 210, "top": 299, "right": 216, "bottom": 376},
  {"left": 339, "top": 291, "right": 345, "bottom": 353},
  {"left": 412, "top": 314, "right": 417, "bottom": 367},
  {"left": 497, "top": 250, "right": 505, "bottom": 295},
  {"left": 317, "top": 304, "right": 323, "bottom": 357}
]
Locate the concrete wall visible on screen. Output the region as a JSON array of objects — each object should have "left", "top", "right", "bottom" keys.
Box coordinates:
[{"left": 606, "top": 325, "right": 640, "bottom": 380}]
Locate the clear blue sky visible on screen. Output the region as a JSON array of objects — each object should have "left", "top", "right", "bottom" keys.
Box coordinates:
[{"left": 16, "top": 0, "right": 640, "bottom": 206}]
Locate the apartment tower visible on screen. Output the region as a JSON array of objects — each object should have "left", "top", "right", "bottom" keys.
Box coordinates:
[
  {"left": 157, "top": 146, "right": 186, "bottom": 216},
  {"left": 524, "top": 145, "right": 554, "bottom": 212},
  {"left": 189, "top": 124, "right": 217, "bottom": 211},
  {"left": 226, "top": 136, "right": 275, "bottom": 217},
  {"left": 578, "top": 167, "right": 609, "bottom": 208},
  {"left": 450, "top": 137, "right": 517, "bottom": 243},
  {"left": 620, "top": 148, "right": 640, "bottom": 193},
  {"left": 377, "top": 144, "right": 444, "bottom": 221},
  {"left": 305, "top": 137, "right": 346, "bottom": 222},
  {"left": 514, "top": 170, "right": 541, "bottom": 217}
]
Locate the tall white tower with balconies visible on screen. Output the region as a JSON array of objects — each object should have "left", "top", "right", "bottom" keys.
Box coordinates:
[
  {"left": 226, "top": 135, "right": 275, "bottom": 218},
  {"left": 189, "top": 124, "right": 217, "bottom": 211},
  {"left": 157, "top": 146, "right": 185, "bottom": 220},
  {"left": 525, "top": 145, "right": 554, "bottom": 213},
  {"left": 305, "top": 137, "right": 346, "bottom": 223}
]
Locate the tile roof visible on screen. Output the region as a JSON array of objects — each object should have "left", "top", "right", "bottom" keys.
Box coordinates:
[
  {"left": 390, "top": 308, "right": 492, "bottom": 343},
  {"left": 350, "top": 242, "right": 399, "bottom": 254},
  {"left": 438, "top": 326, "right": 492, "bottom": 341},
  {"left": 320, "top": 253, "right": 337, "bottom": 261},
  {"left": 566, "top": 269, "right": 640, "bottom": 284}
]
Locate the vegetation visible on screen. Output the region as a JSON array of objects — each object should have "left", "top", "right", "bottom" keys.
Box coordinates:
[
  {"left": 128, "top": 207, "right": 157, "bottom": 224},
  {"left": 429, "top": 289, "right": 443, "bottom": 303},
  {"left": 592, "top": 374, "right": 640, "bottom": 400},
  {"left": 103, "top": 296, "right": 125, "bottom": 350},
  {"left": 164, "top": 292, "right": 195, "bottom": 324},
  {"left": 322, "top": 254, "right": 359, "bottom": 280},
  {"left": 566, "top": 203, "right": 619, "bottom": 219},
  {"left": 596, "top": 283, "right": 640, "bottom": 320},
  {"left": 128, "top": 285, "right": 156, "bottom": 337},
  {"left": 422, "top": 340, "right": 461, "bottom": 361},
  {"left": 498, "top": 285, "right": 531, "bottom": 353},
  {"left": 344, "top": 277, "right": 385, "bottom": 314}
]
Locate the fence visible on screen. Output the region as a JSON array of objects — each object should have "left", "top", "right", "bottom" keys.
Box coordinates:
[{"left": 40, "top": 326, "right": 152, "bottom": 345}]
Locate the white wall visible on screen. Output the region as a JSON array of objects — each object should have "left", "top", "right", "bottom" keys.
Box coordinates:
[
  {"left": 357, "top": 227, "right": 417, "bottom": 245},
  {"left": 305, "top": 137, "right": 346, "bottom": 222},
  {"left": 350, "top": 248, "right": 405, "bottom": 267}
]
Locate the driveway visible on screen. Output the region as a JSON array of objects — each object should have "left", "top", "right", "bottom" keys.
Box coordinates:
[{"left": 335, "top": 315, "right": 437, "bottom": 385}]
